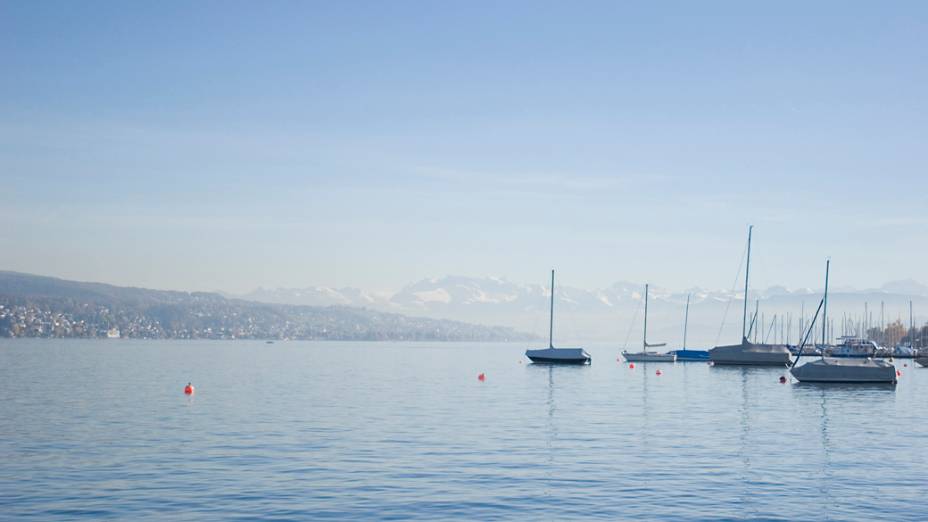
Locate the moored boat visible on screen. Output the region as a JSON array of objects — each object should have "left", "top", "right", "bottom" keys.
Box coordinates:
[
  {"left": 790, "top": 260, "right": 896, "bottom": 384},
  {"left": 791, "top": 357, "right": 896, "bottom": 383},
  {"left": 709, "top": 226, "right": 791, "bottom": 366},
  {"left": 622, "top": 284, "right": 676, "bottom": 363},
  {"left": 828, "top": 337, "right": 885, "bottom": 358},
  {"left": 525, "top": 270, "right": 591, "bottom": 365}
]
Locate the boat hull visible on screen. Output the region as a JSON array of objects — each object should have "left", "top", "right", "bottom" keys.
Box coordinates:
[
  {"left": 709, "top": 340, "right": 792, "bottom": 366},
  {"left": 915, "top": 357, "right": 928, "bottom": 368},
  {"left": 525, "top": 347, "right": 591, "bottom": 365},
  {"left": 670, "top": 349, "right": 709, "bottom": 361},
  {"left": 622, "top": 351, "right": 676, "bottom": 362},
  {"left": 790, "top": 357, "right": 896, "bottom": 384}
]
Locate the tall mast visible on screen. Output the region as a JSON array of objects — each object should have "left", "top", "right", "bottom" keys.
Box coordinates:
[
  {"left": 910, "top": 300, "right": 914, "bottom": 348},
  {"left": 822, "top": 259, "right": 830, "bottom": 348},
  {"left": 683, "top": 294, "right": 690, "bottom": 350},
  {"left": 643, "top": 284, "right": 649, "bottom": 350},
  {"left": 548, "top": 269, "right": 555, "bottom": 349},
  {"left": 800, "top": 301, "right": 805, "bottom": 342},
  {"left": 864, "top": 302, "right": 869, "bottom": 338},
  {"left": 881, "top": 301, "right": 885, "bottom": 346},
  {"left": 742, "top": 225, "right": 753, "bottom": 341}
]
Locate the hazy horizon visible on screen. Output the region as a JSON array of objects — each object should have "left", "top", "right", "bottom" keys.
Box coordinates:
[{"left": 3, "top": 2, "right": 927, "bottom": 295}]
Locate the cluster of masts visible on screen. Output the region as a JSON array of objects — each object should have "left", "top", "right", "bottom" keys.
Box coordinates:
[
  {"left": 725, "top": 305, "right": 921, "bottom": 354},
  {"left": 525, "top": 226, "right": 928, "bottom": 384},
  {"left": 739, "top": 302, "right": 922, "bottom": 349}
]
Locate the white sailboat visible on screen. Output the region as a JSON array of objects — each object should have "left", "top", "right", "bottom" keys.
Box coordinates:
[
  {"left": 525, "top": 270, "right": 591, "bottom": 364},
  {"left": 622, "top": 284, "right": 675, "bottom": 362},
  {"left": 709, "top": 226, "right": 792, "bottom": 366},
  {"left": 791, "top": 260, "right": 897, "bottom": 384}
]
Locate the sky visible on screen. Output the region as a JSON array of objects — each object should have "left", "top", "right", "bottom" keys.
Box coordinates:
[{"left": 1, "top": 1, "right": 927, "bottom": 295}]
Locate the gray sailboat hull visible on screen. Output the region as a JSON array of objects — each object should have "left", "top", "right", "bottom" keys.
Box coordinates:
[
  {"left": 790, "top": 357, "right": 896, "bottom": 383},
  {"left": 709, "top": 339, "right": 792, "bottom": 366},
  {"left": 525, "top": 347, "right": 591, "bottom": 364}
]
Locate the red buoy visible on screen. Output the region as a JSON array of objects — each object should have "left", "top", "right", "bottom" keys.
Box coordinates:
[
  {"left": 655, "top": 369, "right": 662, "bottom": 376},
  {"left": 184, "top": 383, "right": 195, "bottom": 395},
  {"left": 478, "top": 373, "right": 486, "bottom": 382},
  {"left": 897, "top": 370, "right": 902, "bottom": 377},
  {"left": 629, "top": 363, "right": 635, "bottom": 369}
]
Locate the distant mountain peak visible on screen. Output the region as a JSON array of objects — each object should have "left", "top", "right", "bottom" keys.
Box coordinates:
[{"left": 880, "top": 279, "right": 928, "bottom": 296}]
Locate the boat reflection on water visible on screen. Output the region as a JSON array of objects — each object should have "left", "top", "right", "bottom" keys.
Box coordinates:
[{"left": 530, "top": 363, "right": 590, "bottom": 499}]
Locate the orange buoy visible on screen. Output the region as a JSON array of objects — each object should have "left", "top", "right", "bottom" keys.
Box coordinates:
[
  {"left": 184, "top": 383, "right": 195, "bottom": 395},
  {"left": 478, "top": 373, "right": 486, "bottom": 382}
]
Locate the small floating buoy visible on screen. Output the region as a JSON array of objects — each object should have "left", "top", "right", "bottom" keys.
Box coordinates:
[
  {"left": 655, "top": 369, "right": 662, "bottom": 376},
  {"left": 904, "top": 363, "right": 908, "bottom": 367},
  {"left": 779, "top": 376, "right": 787, "bottom": 384},
  {"left": 708, "top": 361, "right": 715, "bottom": 366},
  {"left": 897, "top": 370, "right": 902, "bottom": 377},
  {"left": 184, "top": 383, "right": 195, "bottom": 395},
  {"left": 478, "top": 373, "right": 486, "bottom": 382},
  {"left": 629, "top": 363, "right": 635, "bottom": 369}
]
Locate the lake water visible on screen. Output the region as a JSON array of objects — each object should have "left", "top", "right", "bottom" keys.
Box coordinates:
[{"left": 1, "top": 339, "right": 926, "bottom": 520}]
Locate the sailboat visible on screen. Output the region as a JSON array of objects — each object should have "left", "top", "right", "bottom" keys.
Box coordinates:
[
  {"left": 709, "top": 226, "right": 792, "bottom": 366},
  {"left": 622, "top": 284, "right": 676, "bottom": 362},
  {"left": 669, "top": 294, "right": 709, "bottom": 361},
  {"left": 525, "top": 270, "right": 592, "bottom": 364},
  {"left": 791, "top": 260, "right": 896, "bottom": 384}
]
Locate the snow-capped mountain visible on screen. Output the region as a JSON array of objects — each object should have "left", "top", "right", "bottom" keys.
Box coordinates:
[
  {"left": 879, "top": 279, "right": 928, "bottom": 297},
  {"left": 237, "top": 276, "right": 928, "bottom": 345}
]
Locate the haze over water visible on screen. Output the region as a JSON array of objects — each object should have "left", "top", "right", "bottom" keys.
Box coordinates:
[{"left": 2, "top": 339, "right": 926, "bottom": 520}]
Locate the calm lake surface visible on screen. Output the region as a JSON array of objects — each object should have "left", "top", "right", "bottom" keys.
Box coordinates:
[{"left": 1, "top": 339, "right": 926, "bottom": 521}]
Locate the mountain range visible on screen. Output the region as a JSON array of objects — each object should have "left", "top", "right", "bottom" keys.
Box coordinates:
[{"left": 234, "top": 276, "right": 928, "bottom": 346}]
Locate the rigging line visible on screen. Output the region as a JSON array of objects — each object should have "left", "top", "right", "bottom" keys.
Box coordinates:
[
  {"left": 714, "top": 236, "right": 750, "bottom": 346},
  {"left": 622, "top": 297, "right": 643, "bottom": 352},
  {"left": 763, "top": 315, "right": 777, "bottom": 344}
]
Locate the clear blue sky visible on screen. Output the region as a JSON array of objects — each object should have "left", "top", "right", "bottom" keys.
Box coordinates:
[{"left": 2, "top": 1, "right": 926, "bottom": 293}]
